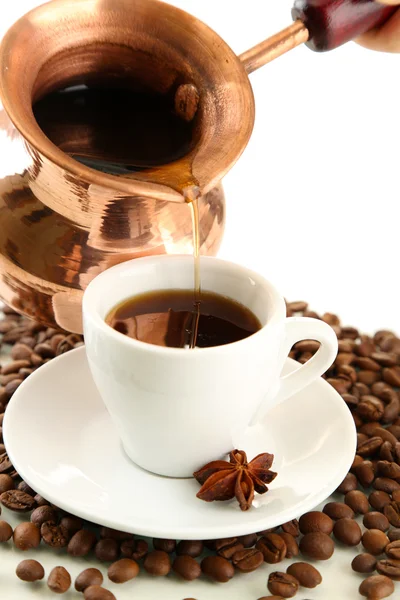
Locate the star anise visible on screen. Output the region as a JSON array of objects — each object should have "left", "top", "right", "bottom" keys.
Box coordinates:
[{"left": 193, "top": 449, "right": 277, "bottom": 512}]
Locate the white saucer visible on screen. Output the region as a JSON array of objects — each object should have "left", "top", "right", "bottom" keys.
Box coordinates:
[{"left": 4, "top": 347, "right": 356, "bottom": 540}]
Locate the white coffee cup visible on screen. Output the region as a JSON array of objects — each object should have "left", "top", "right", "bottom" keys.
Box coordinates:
[{"left": 83, "top": 256, "right": 338, "bottom": 478}]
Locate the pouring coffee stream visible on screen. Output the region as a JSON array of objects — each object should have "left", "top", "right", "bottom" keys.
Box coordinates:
[{"left": 0, "top": 0, "right": 395, "bottom": 331}]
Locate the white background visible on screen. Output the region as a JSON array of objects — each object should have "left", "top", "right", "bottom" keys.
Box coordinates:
[{"left": 0, "top": 1, "right": 399, "bottom": 599}]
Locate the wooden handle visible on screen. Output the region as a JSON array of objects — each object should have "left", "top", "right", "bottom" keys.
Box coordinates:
[{"left": 292, "top": 0, "right": 397, "bottom": 51}]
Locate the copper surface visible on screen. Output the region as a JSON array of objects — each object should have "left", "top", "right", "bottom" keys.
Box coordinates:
[
  {"left": 0, "top": 0, "right": 309, "bottom": 333},
  {"left": 239, "top": 21, "right": 309, "bottom": 74}
]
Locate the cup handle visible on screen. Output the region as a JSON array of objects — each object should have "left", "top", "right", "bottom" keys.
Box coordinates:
[{"left": 250, "top": 317, "right": 338, "bottom": 426}]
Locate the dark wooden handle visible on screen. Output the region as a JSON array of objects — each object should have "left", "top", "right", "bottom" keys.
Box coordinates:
[{"left": 292, "top": 0, "right": 397, "bottom": 51}]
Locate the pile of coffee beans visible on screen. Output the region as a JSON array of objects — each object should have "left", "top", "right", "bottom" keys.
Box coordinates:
[{"left": 0, "top": 301, "right": 400, "bottom": 599}]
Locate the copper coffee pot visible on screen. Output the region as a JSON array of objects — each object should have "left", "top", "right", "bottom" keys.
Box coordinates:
[{"left": 0, "top": 0, "right": 395, "bottom": 332}]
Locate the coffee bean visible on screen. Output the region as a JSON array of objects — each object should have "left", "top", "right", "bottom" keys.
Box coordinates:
[
  {"left": 152, "top": 537, "right": 176, "bottom": 553},
  {"left": 47, "top": 566, "right": 71, "bottom": 594},
  {"left": 352, "top": 553, "right": 378, "bottom": 573},
  {"left": 99, "top": 527, "right": 133, "bottom": 541},
  {"left": 278, "top": 533, "right": 299, "bottom": 558},
  {"left": 392, "top": 490, "right": 400, "bottom": 502},
  {"left": 256, "top": 533, "right": 287, "bottom": 563},
  {"left": 267, "top": 572, "right": 299, "bottom": 598},
  {"left": 373, "top": 478, "right": 400, "bottom": 494},
  {"left": 214, "top": 537, "right": 237, "bottom": 552},
  {"left": 144, "top": 550, "right": 172, "bottom": 576},
  {"left": 60, "top": 515, "right": 82, "bottom": 536},
  {"left": 388, "top": 528, "right": 400, "bottom": 542},
  {"left": 336, "top": 473, "right": 358, "bottom": 494},
  {"left": 17, "top": 481, "right": 34, "bottom": 495},
  {"left": 281, "top": 520, "right": 300, "bottom": 537},
  {"left": 384, "top": 502, "right": 400, "bottom": 528},
  {"left": 172, "top": 555, "right": 201, "bottom": 580},
  {"left": 68, "top": 529, "right": 97, "bottom": 557},
  {"left": 358, "top": 397, "right": 385, "bottom": 421},
  {"left": 2, "top": 360, "right": 31, "bottom": 375},
  {"left": 0, "top": 520, "right": 13, "bottom": 541},
  {"left": 380, "top": 442, "right": 396, "bottom": 462},
  {"left": 84, "top": 586, "right": 116, "bottom": 600},
  {"left": 342, "top": 393, "right": 359, "bottom": 408},
  {"left": 286, "top": 562, "right": 322, "bottom": 588},
  {"left": 41, "top": 522, "right": 70, "bottom": 548},
  {"left": 0, "top": 474, "right": 14, "bottom": 493},
  {"left": 363, "top": 512, "right": 390, "bottom": 532},
  {"left": 299, "top": 511, "right": 333, "bottom": 535},
  {"left": 201, "top": 556, "right": 234, "bottom": 582},
  {"left": 358, "top": 371, "right": 382, "bottom": 385},
  {"left": 11, "top": 343, "right": 32, "bottom": 360},
  {"left": 256, "top": 597, "right": 286, "bottom": 600},
  {"left": 95, "top": 538, "right": 119, "bottom": 562},
  {"left": 0, "top": 453, "right": 14, "bottom": 475},
  {"left": 370, "top": 490, "right": 392, "bottom": 511},
  {"left": 376, "top": 558, "right": 400, "bottom": 580},
  {"left": 299, "top": 532, "right": 334, "bottom": 560},
  {"left": 388, "top": 426, "right": 400, "bottom": 439},
  {"left": 336, "top": 353, "right": 356, "bottom": 367},
  {"left": 359, "top": 574, "right": 395, "bottom": 599},
  {"left": 323, "top": 501, "right": 355, "bottom": 520},
  {"left": 176, "top": 539, "right": 204, "bottom": 557},
  {"left": 378, "top": 460, "right": 400, "bottom": 480},
  {"left": 328, "top": 377, "right": 352, "bottom": 394},
  {"left": 120, "top": 538, "right": 148, "bottom": 560},
  {"left": 287, "top": 301, "right": 308, "bottom": 312},
  {"left": 13, "top": 522, "right": 40, "bottom": 550},
  {"left": 75, "top": 568, "right": 104, "bottom": 592},
  {"left": 385, "top": 540, "right": 400, "bottom": 561},
  {"left": 333, "top": 518, "right": 362, "bottom": 546},
  {"left": 108, "top": 558, "right": 139, "bottom": 583},
  {"left": 383, "top": 367, "right": 400, "bottom": 387},
  {"left": 217, "top": 540, "right": 244, "bottom": 559},
  {"left": 16, "top": 559, "right": 45, "bottom": 582},
  {"left": 31, "top": 505, "right": 57, "bottom": 527},
  {"left": 0, "top": 490, "right": 36, "bottom": 512},
  {"left": 362, "top": 529, "right": 390, "bottom": 555},
  {"left": 33, "top": 494, "right": 48, "bottom": 507},
  {"left": 354, "top": 461, "right": 376, "bottom": 487},
  {"left": 232, "top": 548, "right": 264, "bottom": 572},
  {"left": 345, "top": 490, "right": 369, "bottom": 514},
  {"left": 237, "top": 533, "right": 257, "bottom": 548}
]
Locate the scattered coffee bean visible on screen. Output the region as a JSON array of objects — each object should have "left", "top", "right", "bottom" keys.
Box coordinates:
[
  {"left": 281, "top": 520, "right": 300, "bottom": 537},
  {"left": 376, "top": 558, "right": 400, "bottom": 580},
  {"left": 345, "top": 490, "right": 369, "bottom": 514},
  {"left": 176, "top": 539, "right": 204, "bottom": 557},
  {"left": 286, "top": 562, "right": 322, "bottom": 588},
  {"left": 373, "top": 478, "right": 400, "bottom": 493},
  {"left": 33, "top": 494, "right": 48, "bottom": 507},
  {"left": 370, "top": 490, "right": 392, "bottom": 511},
  {"left": 68, "top": 529, "right": 97, "bottom": 557},
  {"left": 384, "top": 501, "right": 400, "bottom": 528},
  {"left": 84, "top": 586, "right": 116, "bottom": 600},
  {"left": 13, "top": 522, "right": 40, "bottom": 551},
  {"left": 362, "top": 529, "right": 390, "bottom": 555},
  {"left": 47, "top": 566, "right": 71, "bottom": 594},
  {"left": 232, "top": 548, "right": 264, "bottom": 572},
  {"left": 267, "top": 572, "right": 299, "bottom": 598},
  {"left": 41, "top": 522, "right": 70, "bottom": 548},
  {"left": 16, "top": 559, "right": 45, "bottom": 582},
  {"left": 323, "top": 501, "right": 355, "bottom": 520},
  {"left": 278, "top": 533, "right": 299, "bottom": 558},
  {"left": 0, "top": 519, "right": 13, "bottom": 541},
  {"left": 363, "top": 512, "right": 390, "bottom": 532},
  {"left": 354, "top": 461, "right": 376, "bottom": 487},
  {"left": 256, "top": 533, "right": 287, "bottom": 563},
  {"left": 0, "top": 489, "right": 36, "bottom": 512},
  {"left": 299, "top": 511, "right": 333, "bottom": 535},
  {"left": 388, "top": 528, "right": 400, "bottom": 542},
  {"left": 0, "top": 474, "right": 14, "bottom": 493},
  {"left": 172, "top": 555, "right": 201, "bottom": 580},
  {"left": 299, "top": 532, "right": 334, "bottom": 560},
  {"left": 385, "top": 540, "right": 400, "bottom": 560},
  {"left": 60, "top": 515, "right": 82, "bottom": 536},
  {"left": 31, "top": 505, "right": 57, "bottom": 527},
  {"left": 99, "top": 527, "right": 133, "bottom": 541},
  {"left": 336, "top": 473, "right": 358, "bottom": 494},
  {"left": 75, "top": 568, "right": 104, "bottom": 592},
  {"left": 201, "top": 556, "right": 234, "bottom": 582},
  {"left": 333, "top": 518, "right": 362, "bottom": 546},
  {"left": 120, "top": 538, "right": 148, "bottom": 560},
  {"left": 359, "top": 574, "right": 395, "bottom": 599},
  {"left": 17, "top": 481, "right": 34, "bottom": 496},
  {"left": 108, "top": 558, "right": 139, "bottom": 583},
  {"left": 144, "top": 550, "right": 172, "bottom": 576},
  {"left": 95, "top": 538, "right": 119, "bottom": 562},
  {"left": 352, "top": 553, "right": 378, "bottom": 573},
  {"left": 237, "top": 533, "right": 258, "bottom": 548},
  {"left": 153, "top": 537, "right": 176, "bottom": 553}
]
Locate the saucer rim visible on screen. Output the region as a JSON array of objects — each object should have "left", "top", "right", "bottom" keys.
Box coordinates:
[{"left": 3, "top": 347, "right": 357, "bottom": 539}]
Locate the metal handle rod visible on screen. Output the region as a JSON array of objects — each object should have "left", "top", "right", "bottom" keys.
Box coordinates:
[{"left": 239, "top": 21, "right": 309, "bottom": 74}]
